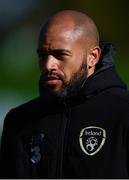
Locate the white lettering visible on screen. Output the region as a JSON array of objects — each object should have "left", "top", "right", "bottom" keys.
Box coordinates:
[{"left": 85, "top": 130, "right": 102, "bottom": 136}]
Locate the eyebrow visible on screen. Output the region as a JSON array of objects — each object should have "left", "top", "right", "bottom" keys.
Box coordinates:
[{"left": 37, "top": 48, "right": 72, "bottom": 55}]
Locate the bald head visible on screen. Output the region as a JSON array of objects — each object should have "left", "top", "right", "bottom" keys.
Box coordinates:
[
  {"left": 39, "top": 10, "right": 99, "bottom": 48},
  {"left": 38, "top": 10, "right": 101, "bottom": 98}
]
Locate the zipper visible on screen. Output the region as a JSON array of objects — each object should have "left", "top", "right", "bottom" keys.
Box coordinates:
[{"left": 56, "top": 101, "right": 71, "bottom": 178}]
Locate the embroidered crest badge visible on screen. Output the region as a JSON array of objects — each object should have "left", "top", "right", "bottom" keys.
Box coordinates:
[{"left": 79, "top": 126, "right": 106, "bottom": 156}]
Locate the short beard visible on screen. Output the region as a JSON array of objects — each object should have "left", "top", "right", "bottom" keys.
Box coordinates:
[
  {"left": 59, "top": 61, "right": 87, "bottom": 99},
  {"left": 39, "top": 59, "right": 87, "bottom": 101}
]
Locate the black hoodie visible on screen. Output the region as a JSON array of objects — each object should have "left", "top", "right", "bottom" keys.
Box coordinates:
[{"left": 0, "top": 42, "right": 129, "bottom": 179}]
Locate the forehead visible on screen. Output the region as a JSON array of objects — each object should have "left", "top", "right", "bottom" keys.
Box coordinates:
[{"left": 38, "top": 24, "right": 84, "bottom": 49}]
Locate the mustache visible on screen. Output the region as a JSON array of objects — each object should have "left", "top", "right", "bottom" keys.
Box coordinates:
[{"left": 40, "top": 71, "right": 64, "bottom": 82}]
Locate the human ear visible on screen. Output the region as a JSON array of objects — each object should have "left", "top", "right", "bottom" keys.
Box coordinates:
[{"left": 87, "top": 46, "right": 101, "bottom": 69}]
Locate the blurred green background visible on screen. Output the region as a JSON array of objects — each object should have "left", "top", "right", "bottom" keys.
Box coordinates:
[{"left": 0, "top": 0, "right": 129, "bottom": 137}]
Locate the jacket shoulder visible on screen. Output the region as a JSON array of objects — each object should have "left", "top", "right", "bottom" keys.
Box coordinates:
[
  {"left": 107, "top": 87, "right": 129, "bottom": 104},
  {"left": 8, "top": 97, "right": 41, "bottom": 115},
  {"left": 3, "top": 97, "right": 44, "bottom": 129}
]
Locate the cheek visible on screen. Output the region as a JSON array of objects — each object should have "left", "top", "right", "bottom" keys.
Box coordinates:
[{"left": 62, "top": 61, "right": 81, "bottom": 81}]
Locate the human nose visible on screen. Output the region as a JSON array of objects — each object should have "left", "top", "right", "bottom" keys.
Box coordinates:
[{"left": 41, "top": 55, "right": 58, "bottom": 71}]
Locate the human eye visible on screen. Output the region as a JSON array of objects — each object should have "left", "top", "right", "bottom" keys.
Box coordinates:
[{"left": 53, "top": 50, "right": 70, "bottom": 60}]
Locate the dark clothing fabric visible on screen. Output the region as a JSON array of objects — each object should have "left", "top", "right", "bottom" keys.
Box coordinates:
[{"left": 0, "top": 42, "right": 129, "bottom": 178}]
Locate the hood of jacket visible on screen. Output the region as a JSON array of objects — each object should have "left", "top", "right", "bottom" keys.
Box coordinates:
[{"left": 83, "top": 41, "right": 127, "bottom": 98}]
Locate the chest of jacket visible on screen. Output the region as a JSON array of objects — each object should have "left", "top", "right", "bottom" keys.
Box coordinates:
[{"left": 15, "top": 91, "right": 128, "bottom": 178}]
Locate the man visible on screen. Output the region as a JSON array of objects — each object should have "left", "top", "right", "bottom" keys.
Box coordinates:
[{"left": 0, "top": 10, "right": 129, "bottom": 178}]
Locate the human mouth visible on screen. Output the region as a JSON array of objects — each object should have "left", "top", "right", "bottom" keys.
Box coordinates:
[{"left": 46, "top": 76, "right": 61, "bottom": 86}]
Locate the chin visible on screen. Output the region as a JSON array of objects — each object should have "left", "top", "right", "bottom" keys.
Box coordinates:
[{"left": 47, "top": 86, "right": 62, "bottom": 96}]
